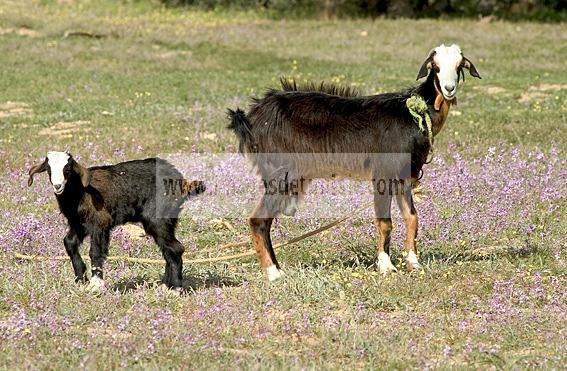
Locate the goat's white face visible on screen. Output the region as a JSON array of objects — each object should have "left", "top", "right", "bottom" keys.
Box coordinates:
[
  {"left": 416, "top": 44, "right": 481, "bottom": 101},
  {"left": 47, "top": 151, "right": 70, "bottom": 194},
  {"left": 433, "top": 44, "right": 463, "bottom": 100}
]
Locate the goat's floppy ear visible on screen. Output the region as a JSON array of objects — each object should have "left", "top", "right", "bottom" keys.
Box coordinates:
[
  {"left": 416, "top": 50, "right": 436, "bottom": 80},
  {"left": 73, "top": 161, "right": 90, "bottom": 188},
  {"left": 28, "top": 158, "right": 48, "bottom": 187},
  {"left": 462, "top": 56, "right": 481, "bottom": 79},
  {"left": 85, "top": 186, "right": 104, "bottom": 211}
]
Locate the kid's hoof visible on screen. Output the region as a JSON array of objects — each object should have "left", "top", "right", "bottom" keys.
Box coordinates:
[
  {"left": 85, "top": 276, "right": 105, "bottom": 294},
  {"left": 378, "top": 252, "right": 398, "bottom": 276}
]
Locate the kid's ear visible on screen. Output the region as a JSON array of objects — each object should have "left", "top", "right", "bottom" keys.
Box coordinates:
[{"left": 28, "top": 158, "right": 48, "bottom": 187}]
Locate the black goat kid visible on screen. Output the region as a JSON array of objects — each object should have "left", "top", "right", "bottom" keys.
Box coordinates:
[
  {"left": 228, "top": 44, "right": 481, "bottom": 281},
  {"left": 28, "top": 152, "right": 205, "bottom": 292}
]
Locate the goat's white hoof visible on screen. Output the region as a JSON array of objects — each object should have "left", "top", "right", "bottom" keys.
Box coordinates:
[
  {"left": 406, "top": 251, "right": 423, "bottom": 272},
  {"left": 378, "top": 252, "right": 397, "bottom": 276},
  {"left": 266, "top": 265, "right": 283, "bottom": 282},
  {"left": 157, "top": 283, "right": 183, "bottom": 296},
  {"left": 86, "top": 276, "right": 105, "bottom": 294},
  {"left": 157, "top": 283, "right": 169, "bottom": 292}
]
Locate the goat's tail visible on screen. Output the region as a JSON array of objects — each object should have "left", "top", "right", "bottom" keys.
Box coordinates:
[
  {"left": 227, "top": 108, "right": 253, "bottom": 154},
  {"left": 181, "top": 180, "right": 206, "bottom": 198}
]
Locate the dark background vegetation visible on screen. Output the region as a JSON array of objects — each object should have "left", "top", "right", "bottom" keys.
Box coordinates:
[{"left": 160, "top": 0, "right": 566, "bottom": 21}]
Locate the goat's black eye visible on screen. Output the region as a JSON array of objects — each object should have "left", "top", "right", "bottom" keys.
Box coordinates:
[{"left": 63, "top": 164, "right": 71, "bottom": 176}]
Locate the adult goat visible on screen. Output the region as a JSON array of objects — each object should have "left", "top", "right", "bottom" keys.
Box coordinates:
[{"left": 228, "top": 44, "right": 481, "bottom": 280}]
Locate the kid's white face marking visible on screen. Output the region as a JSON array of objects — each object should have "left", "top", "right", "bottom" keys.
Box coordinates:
[
  {"left": 267, "top": 265, "right": 282, "bottom": 282},
  {"left": 377, "top": 251, "right": 397, "bottom": 276},
  {"left": 433, "top": 44, "right": 463, "bottom": 100},
  {"left": 47, "top": 151, "right": 70, "bottom": 194}
]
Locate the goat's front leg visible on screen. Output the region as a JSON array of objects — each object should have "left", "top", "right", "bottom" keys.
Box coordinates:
[
  {"left": 63, "top": 228, "right": 87, "bottom": 283},
  {"left": 396, "top": 183, "right": 422, "bottom": 272},
  {"left": 159, "top": 237, "right": 185, "bottom": 290},
  {"left": 373, "top": 192, "right": 397, "bottom": 275},
  {"left": 87, "top": 229, "right": 110, "bottom": 293},
  {"left": 249, "top": 195, "right": 282, "bottom": 282}
]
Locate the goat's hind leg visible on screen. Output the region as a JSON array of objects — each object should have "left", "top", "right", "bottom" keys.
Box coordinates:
[
  {"left": 249, "top": 195, "right": 282, "bottom": 282},
  {"left": 249, "top": 168, "right": 308, "bottom": 281},
  {"left": 144, "top": 220, "right": 185, "bottom": 290},
  {"left": 158, "top": 233, "right": 184, "bottom": 290},
  {"left": 64, "top": 228, "right": 87, "bottom": 283},
  {"left": 374, "top": 191, "right": 397, "bottom": 276},
  {"left": 396, "top": 182, "right": 422, "bottom": 272}
]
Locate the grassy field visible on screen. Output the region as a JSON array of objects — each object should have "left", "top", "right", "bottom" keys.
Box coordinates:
[{"left": 0, "top": 0, "right": 566, "bottom": 369}]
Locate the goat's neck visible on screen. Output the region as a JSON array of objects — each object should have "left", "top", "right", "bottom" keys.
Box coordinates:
[
  {"left": 416, "top": 71, "right": 453, "bottom": 137},
  {"left": 431, "top": 81, "right": 455, "bottom": 137},
  {"left": 55, "top": 178, "right": 85, "bottom": 219}
]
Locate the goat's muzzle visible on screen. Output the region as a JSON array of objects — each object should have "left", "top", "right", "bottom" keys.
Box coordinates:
[{"left": 53, "top": 184, "right": 64, "bottom": 194}]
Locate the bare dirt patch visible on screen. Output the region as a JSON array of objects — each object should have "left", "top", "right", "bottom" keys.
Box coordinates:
[
  {"left": 200, "top": 132, "right": 218, "bottom": 142},
  {"left": 0, "top": 27, "right": 40, "bottom": 38},
  {"left": 518, "top": 84, "right": 567, "bottom": 105},
  {"left": 486, "top": 86, "right": 506, "bottom": 95},
  {"left": 473, "top": 85, "right": 507, "bottom": 96},
  {"left": 535, "top": 83, "right": 567, "bottom": 92},
  {"left": 38, "top": 120, "right": 92, "bottom": 138},
  {"left": 158, "top": 50, "right": 192, "bottom": 60},
  {"left": 119, "top": 224, "right": 147, "bottom": 241},
  {"left": 518, "top": 92, "right": 546, "bottom": 105},
  {"left": 0, "top": 101, "right": 33, "bottom": 118}
]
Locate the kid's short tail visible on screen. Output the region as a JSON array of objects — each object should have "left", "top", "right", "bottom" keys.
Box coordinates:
[{"left": 181, "top": 180, "right": 206, "bottom": 197}]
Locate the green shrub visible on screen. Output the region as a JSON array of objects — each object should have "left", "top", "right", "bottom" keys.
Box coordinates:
[{"left": 160, "top": 0, "right": 566, "bottom": 21}]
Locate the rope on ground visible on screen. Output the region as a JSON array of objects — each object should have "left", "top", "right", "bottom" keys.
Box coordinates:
[
  {"left": 13, "top": 201, "right": 374, "bottom": 265},
  {"left": 62, "top": 30, "right": 110, "bottom": 39}
]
